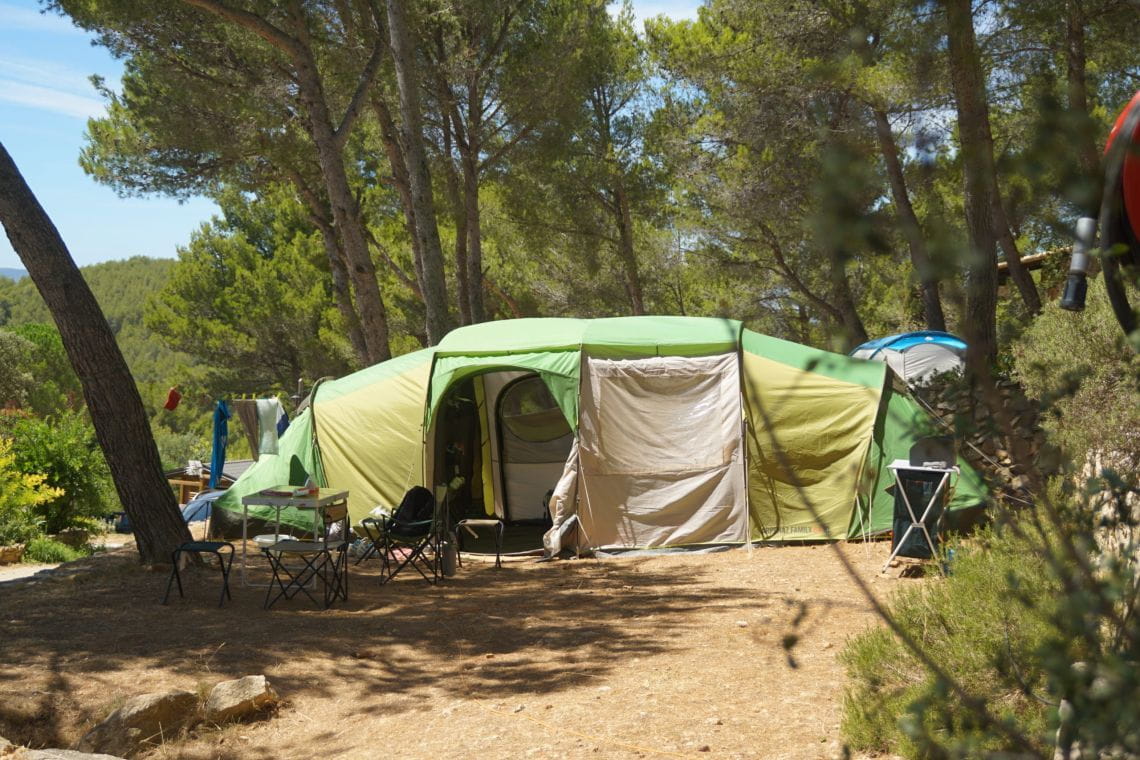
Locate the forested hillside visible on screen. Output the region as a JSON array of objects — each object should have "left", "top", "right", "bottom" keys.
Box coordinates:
[
  {"left": 0, "top": 257, "right": 186, "bottom": 387},
  {"left": 0, "top": 257, "right": 211, "bottom": 471}
]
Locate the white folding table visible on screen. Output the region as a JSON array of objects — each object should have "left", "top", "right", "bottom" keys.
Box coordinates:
[{"left": 239, "top": 487, "right": 349, "bottom": 587}]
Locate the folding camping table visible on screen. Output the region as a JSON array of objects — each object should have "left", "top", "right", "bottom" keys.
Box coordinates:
[
  {"left": 882, "top": 460, "right": 956, "bottom": 574},
  {"left": 239, "top": 487, "right": 349, "bottom": 587}
]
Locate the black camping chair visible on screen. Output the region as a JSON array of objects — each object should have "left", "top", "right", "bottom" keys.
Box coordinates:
[
  {"left": 162, "top": 496, "right": 235, "bottom": 607},
  {"left": 372, "top": 486, "right": 441, "bottom": 585},
  {"left": 162, "top": 540, "right": 235, "bottom": 607}
]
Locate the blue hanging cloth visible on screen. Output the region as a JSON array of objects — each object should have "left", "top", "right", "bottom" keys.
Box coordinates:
[
  {"left": 276, "top": 406, "right": 290, "bottom": 437},
  {"left": 209, "top": 400, "right": 231, "bottom": 489}
]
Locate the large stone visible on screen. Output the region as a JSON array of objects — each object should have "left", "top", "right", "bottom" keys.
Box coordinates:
[
  {"left": 204, "top": 676, "right": 278, "bottom": 724},
  {"left": 28, "top": 751, "right": 126, "bottom": 760},
  {"left": 0, "top": 735, "right": 126, "bottom": 760},
  {"left": 0, "top": 735, "right": 19, "bottom": 758},
  {"left": 77, "top": 690, "right": 198, "bottom": 757}
]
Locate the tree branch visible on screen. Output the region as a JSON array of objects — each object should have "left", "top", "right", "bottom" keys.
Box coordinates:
[
  {"left": 479, "top": 123, "right": 534, "bottom": 172},
  {"left": 180, "top": 0, "right": 303, "bottom": 58},
  {"left": 751, "top": 222, "right": 845, "bottom": 323},
  {"left": 333, "top": 36, "right": 385, "bottom": 149}
]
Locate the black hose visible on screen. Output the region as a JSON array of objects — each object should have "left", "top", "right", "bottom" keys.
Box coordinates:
[{"left": 1098, "top": 98, "right": 1140, "bottom": 336}]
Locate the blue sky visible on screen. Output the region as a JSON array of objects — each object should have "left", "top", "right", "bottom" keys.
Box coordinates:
[{"left": 0, "top": 0, "right": 698, "bottom": 270}]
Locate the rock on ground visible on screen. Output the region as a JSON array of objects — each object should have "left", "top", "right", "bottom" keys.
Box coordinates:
[
  {"left": 27, "top": 750, "right": 126, "bottom": 759},
  {"left": 76, "top": 691, "right": 198, "bottom": 757},
  {"left": 0, "top": 734, "right": 125, "bottom": 759},
  {"left": 204, "top": 676, "right": 278, "bottom": 724}
]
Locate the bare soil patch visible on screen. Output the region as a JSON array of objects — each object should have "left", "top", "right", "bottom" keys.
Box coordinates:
[{"left": 0, "top": 541, "right": 906, "bottom": 759}]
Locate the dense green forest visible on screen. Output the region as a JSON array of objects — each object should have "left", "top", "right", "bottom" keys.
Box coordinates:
[
  {"left": 1, "top": 0, "right": 1139, "bottom": 754},
  {"left": 44, "top": 0, "right": 1136, "bottom": 376}
]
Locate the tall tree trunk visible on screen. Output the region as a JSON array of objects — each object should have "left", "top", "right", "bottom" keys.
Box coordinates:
[
  {"left": 181, "top": 0, "right": 392, "bottom": 363},
  {"left": 289, "top": 37, "right": 390, "bottom": 362},
  {"left": 462, "top": 150, "right": 486, "bottom": 324},
  {"left": 827, "top": 247, "right": 869, "bottom": 349},
  {"left": 945, "top": 0, "right": 998, "bottom": 367},
  {"left": 463, "top": 79, "right": 486, "bottom": 324},
  {"left": 372, "top": 96, "right": 427, "bottom": 297},
  {"left": 612, "top": 180, "right": 645, "bottom": 315},
  {"left": 315, "top": 219, "right": 370, "bottom": 364},
  {"left": 1066, "top": 0, "right": 1100, "bottom": 181},
  {"left": 0, "top": 144, "right": 192, "bottom": 565},
  {"left": 287, "top": 170, "right": 370, "bottom": 365},
  {"left": 439, "top": 107, "right": 471, "bottom": 325},
  {"left": 872, "top": 108, "right": 946, "bottom": 331},
  {"left": 945, "top": 0, "right": 1040, "bottom": 316},
  {"left": 387, "top": 0, "right": 455, "bottom": 344}
]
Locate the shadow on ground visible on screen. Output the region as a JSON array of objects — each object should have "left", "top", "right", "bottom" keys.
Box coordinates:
[{"left": 0, "top": 548, "right": 783, "bottom": 752}]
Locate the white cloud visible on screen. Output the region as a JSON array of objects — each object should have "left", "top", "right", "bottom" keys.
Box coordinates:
[
  {"left": 0, "top": 2, "right": 83, "bottom": 35},
  {"left": 0, "top": 79, "right": 104, "bottom": 119},
  {"left": 0, "top": 53, "right": 113, "bottom": 120},
  {"left": 0, "top": 54, "right": 98, "bottom": 94}
]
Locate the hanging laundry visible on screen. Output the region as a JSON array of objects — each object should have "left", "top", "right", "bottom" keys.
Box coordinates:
[
  {"left": 208, "top": 400, "right": 231, "bottom": 488},
  {"left": 163, "top": 386, "right": 182, "bottom": 411},
  {"left": 276, "top": 406, "right": 290, "bottom": 437},
  {"left": 231, "top": 399, "right": 261, "bottom": 460},
  {"left": 256, "top": 398, "right": 283, "bottom": 455}
]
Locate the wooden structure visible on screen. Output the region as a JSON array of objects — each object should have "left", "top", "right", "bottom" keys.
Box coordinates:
[{"left": 165, "top": 460, "right": 254, "bottom": 506}]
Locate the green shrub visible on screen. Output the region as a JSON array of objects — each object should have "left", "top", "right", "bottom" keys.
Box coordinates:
[
  {"left": 1011, "top": 286, "right": 1140, "bottom": 464},
  {"left": 840, "top": 527, "right": 1060, "bottom": 756},
  {"left": 0, "top": 410, "right": 116, "bottom": 535},
  {"left": 22, "top": 536, "right": 89, "bottom": 564},
  {"left": 0, "top": 438, "right": 61, "bottom": 545},
  {"left": 8, "top": 323, "right": 83, "bottom": 416}
]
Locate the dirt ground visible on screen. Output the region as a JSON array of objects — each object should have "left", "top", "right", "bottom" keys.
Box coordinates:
[{"left": 0, "top": 541, "right": 909, "bottom": 759}]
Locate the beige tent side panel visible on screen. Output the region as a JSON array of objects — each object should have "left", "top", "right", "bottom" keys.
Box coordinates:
[
  {"left": 315, "top": 360, "right": 433, "bottom": 523},
  {"left": 577, "top": 353, "right": 748, "bottom": 548},
  {"left": 741, "top": 352, "right": 881, "bottom": 541}
]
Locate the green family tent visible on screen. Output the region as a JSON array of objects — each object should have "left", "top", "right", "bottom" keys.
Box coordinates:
[{"left": 215, "top": 316, "right": 986, "bottom": 549}]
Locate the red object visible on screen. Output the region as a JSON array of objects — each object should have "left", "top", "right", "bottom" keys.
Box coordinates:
[
  {"left": 1106, "top": 90, "right": 1140, "bottom": 241},
  {"left": 163, "top": 387, "right": 182, "bottom": 411}
]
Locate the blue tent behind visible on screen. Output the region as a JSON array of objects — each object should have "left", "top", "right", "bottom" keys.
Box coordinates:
[{"left": 851, "top": 331, "right": 967, "bottom": 385}]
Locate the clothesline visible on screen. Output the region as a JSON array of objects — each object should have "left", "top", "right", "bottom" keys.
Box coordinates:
[{"left": 209, "top": 397, "right": 291, "bottom": 489}]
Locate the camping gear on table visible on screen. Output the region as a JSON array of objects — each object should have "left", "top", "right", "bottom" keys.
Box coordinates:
[{"left": 212, "top": 317, "right": 988, "bottom": 553}]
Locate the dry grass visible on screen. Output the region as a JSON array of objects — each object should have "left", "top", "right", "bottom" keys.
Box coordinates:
[{"left": 0, "top": 541, "right": 908, "bottom": 759}]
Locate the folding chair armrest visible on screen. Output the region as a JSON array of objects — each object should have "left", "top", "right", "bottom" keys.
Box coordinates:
[
  {"left": 385, "top": 518, "right": 434, "bottom": 538},
  {"left": 360, "top": 517, "right": 385, "bottom": 537}
]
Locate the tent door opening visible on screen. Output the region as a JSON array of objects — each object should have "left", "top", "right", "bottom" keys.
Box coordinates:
[
  {"left": 496, "top": 374, "right": 574, "bottom": 525},
  {"left": 432, "top": 378, "right": 483, "bottom": 523}
]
